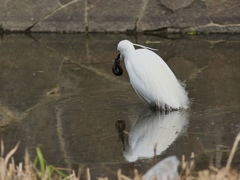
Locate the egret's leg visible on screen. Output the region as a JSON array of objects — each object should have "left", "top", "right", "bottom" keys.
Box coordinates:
[{"left": 149, "top": 103, "right": 158, "bottom": 111}]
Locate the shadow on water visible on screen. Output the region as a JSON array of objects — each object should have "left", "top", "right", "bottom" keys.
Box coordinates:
[{"left": 0, "top": 33, "right": 240, "bottom": 178}]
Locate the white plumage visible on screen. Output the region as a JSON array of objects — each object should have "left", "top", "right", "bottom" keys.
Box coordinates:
[
  {"left": 123, "top": 110, "right": 189, "bottom": 162},
  {"left": 113, "top": 40, "right": 189, "bottom": 110}
]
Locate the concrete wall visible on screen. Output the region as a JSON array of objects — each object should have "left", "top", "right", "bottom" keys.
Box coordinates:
[{"left": 0, "top": 0, "right": 240, "bottom": 33}]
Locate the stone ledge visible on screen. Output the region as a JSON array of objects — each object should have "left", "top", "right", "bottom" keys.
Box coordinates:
[
  {"left": 144, "top": 24, "right": 240, "bottom": 35},
  {"left": 0, "top": 0, "right": 240, "bottom": 33}
]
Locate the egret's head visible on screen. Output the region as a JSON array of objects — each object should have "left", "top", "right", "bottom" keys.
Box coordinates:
[
  {"left": 112, "top": 40, "right": 135, "bottom": 76},
  {"left": 117, "top": 40, "right": 135, "bottom": 60}
]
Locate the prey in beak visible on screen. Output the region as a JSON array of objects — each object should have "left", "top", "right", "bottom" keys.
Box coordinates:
[{"left": 112, "top": 53, "right": 123, "bottom": 76}]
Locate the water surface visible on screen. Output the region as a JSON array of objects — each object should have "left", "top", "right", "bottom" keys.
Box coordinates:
[{"left": 0, "top": 34, "right": 240, "bottom": 178}]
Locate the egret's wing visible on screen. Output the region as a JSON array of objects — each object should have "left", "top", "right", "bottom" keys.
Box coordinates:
[{"left": 126, "top": 49, "right": 189, "bottom": 109}]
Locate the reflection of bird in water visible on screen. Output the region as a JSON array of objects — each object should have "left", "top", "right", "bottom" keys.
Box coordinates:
[
  {"left": 115, "top": 120, "right": 128, "bottom": 150},
  {"left": 123, "top": 110, "right": 189, "bottom": 162},
  {"left": 112, "top": 40, "right": 189, "bottom": 111}
]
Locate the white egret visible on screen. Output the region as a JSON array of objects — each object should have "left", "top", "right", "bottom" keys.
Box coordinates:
[{"left": 112, "top": 40, "right": 189, "bottom": 110}]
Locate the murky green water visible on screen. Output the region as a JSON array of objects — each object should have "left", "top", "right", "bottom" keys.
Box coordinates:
[{"left": 0, "top": 34, "right": 240, "bottom": 178}]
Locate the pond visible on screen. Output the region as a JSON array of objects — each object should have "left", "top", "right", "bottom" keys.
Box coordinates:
[{"left": 0, "top": 33, "right": 240, "bottom": 178}]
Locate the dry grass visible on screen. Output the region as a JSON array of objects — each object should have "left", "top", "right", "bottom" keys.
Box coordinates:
[
  {"left": 1, "top": 133, "right": 240, "bottom": 180},
  {"left": 180, "top": 133, "right": 240, "bottom": 180},
  {"left": 0, "top": 141, "right": 79, "bottom": 180}
]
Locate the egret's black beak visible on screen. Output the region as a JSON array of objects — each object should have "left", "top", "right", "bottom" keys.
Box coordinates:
[
  {"left": 112, "top": 53, "right": 123, "bottom": 76},
  {"left": 115, "top": 53, "right": 120, "bottom": 63}
]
